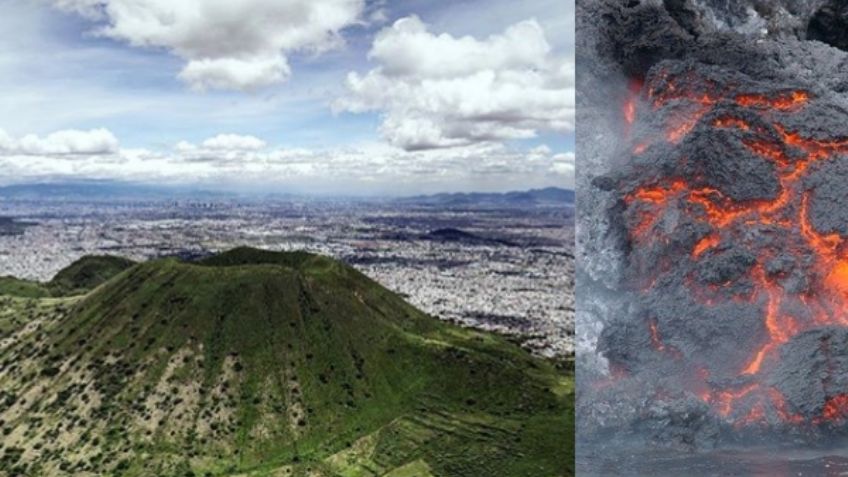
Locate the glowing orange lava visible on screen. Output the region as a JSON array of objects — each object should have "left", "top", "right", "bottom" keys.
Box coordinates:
[
  {"left": 712, "top": 383, "right": 758, "bottom": 417},
  {"left": 800, "top": 193, "right": 842, "bottom": 263},
  {"left": 741, "top": 267, "right": 797, "bottom": 375},
  {"left": 738, "top": 402, "right": 766, "bottom": 426},
  {"left": 667, "top": 108, "right": 708, "bottom": 143},
  {"left": 692, "top": 234, "right": 720, "bottom": 257},
  {"left": 626, "top": 179, "right": 687, "bottom": 205},
  {"left": 624, "top": 99, "right": 636, "bottom": 126},
  {"left": 744, "top": 139, "right": 790, "bottom": 167},
  {"left": 624, "top": 75, "right": 848, "bottom": 426},
  {"left": 714, "top": 117, "right": 752, "bottom": 131},
  {"left": 826, "top": 260, "right": 848, "bottom": 297},
  {"left": 623, "top": 78, "right": 643, "bottom": 134},
  {"left": 822, "top": 394, "right": 848, "bottom": 421},
  {"left": 626, "top": 180, "right": 689, "bottom": 241},
  {"left": 768, "top": 388, "right": 804, "bottom": 424},
  {"left": 735, "top": 91, "right": 810, "bottom": 110}
]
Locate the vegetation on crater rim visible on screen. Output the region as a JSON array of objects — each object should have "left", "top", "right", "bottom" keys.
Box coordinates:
[{"left": 0, "top": 248, "right": 573, "bottom": 476}]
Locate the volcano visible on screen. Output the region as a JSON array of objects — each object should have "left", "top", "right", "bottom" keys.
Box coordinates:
[
  {"left": 578, "top": 0, "right": 848, "bottom": 452},
  {"left": 0, "top": 248, "right": 572, "bottom": 476}
]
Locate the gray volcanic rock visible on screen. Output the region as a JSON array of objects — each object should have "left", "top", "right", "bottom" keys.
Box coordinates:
[
  {"left": 806, "top": 155, "right": 848, "bottom": 236},
  {"left": 768, "top": 327, "right": 848, "bottom": 422},
  {"left": 807, "top": 0, "right": 848, "bottom": 51},
  {"left": 578, "top": 0, "right": 848, "bottom": 452}
]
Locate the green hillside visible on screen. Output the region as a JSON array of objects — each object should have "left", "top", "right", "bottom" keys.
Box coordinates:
[
  {"left": 0, "top": 255, "right": 135, "bottom": 299},
  {"left": 0, "top": 277, "right": 51, "bottom": 298},
  {"left": 0, "top": 248, "right": 573, "bottom": 476},
  {"left": 47, "top": 255, "right": 136, "bottom": 296}
]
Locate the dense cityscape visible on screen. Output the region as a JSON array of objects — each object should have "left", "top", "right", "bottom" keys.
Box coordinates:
[{"left": 0, "top": 191, "right": 574, "bottom": 357}]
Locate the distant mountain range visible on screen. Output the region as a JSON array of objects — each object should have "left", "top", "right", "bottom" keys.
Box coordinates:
[
  {"left": 0, "top": 181, "right": 574, "bottom": 205},
  {"left": 0, "top": 248, "right": 573, "bottom": 476},
  {"left": 0, "top": 181, "right": 233, "bottom": 201},
  {"left": 399, "top": 187, "right": 575, "bottom": 207}
]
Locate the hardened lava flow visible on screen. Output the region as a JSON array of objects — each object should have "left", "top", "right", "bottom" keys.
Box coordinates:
[{"left": 588, "top": 58, "right": 848, "bottom": 445}]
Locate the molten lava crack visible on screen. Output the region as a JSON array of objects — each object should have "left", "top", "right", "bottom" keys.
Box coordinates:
[{"left": 618, "top": 65, "right": 848, "bottom": 428}]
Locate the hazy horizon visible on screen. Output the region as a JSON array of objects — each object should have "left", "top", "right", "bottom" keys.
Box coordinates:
[{"left": 0, "top": 178, "right": 576, "bottom": 200}]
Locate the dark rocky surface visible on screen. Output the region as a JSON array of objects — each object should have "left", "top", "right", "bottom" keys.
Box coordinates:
[
  {"left": 577, "top": 0, "right": 848, "bottom": 463},
  {"left": 807, "top": 0, "right": 848, "bottom": 52}
]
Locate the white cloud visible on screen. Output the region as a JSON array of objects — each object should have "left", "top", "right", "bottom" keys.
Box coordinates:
[
  {"left": 201, "top": 134, "right": 267, "bottom": 151},
  {"left": 530, "top": 145, "right": 553, "bottom": 156},
  {"left": 335, "top": 16, "right": 573, "bottom": 151},
  {"left": 368, "top": 8, "right": 388, "bottom": 25},
  {"left": 51, "top": 0, "right": 104, "bottom": 20},
  {"left": 0, "top": 130, "right": 15, "bottom": 151},
  {"left": 370, "top": 17, "right": 550, "bottom": 77},
  {"left": 0, "top": 128, "right": 119, "bottom": 155},
  {"left": 52, "top": 0, "right": 364, "bottom": 91},
  {"left": 0, "top": 129, "right": 572, "bottom": 193},
  {"left": 178, "top": 56, "right": 291, "bottom": 92},
  {"left": 550, "top": 152, "right": 575, "bottom": 174}
]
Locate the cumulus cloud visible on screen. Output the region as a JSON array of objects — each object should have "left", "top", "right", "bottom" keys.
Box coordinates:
[
  {"left": 550, "top": 152, "right": 576, "bottom": 174},
  {"left": 0, "top": 128, "right": 119, "bottom": 155},
  {"left": 52, "top": 0, "right": 364, "bottom": 91},
  {"left": 335, "top": 16, "right": 574, "bottom": 150},
  {"left": 200, "top": 134, "right": 267, "bottom": 151},
  {"left": 178, "top": 56, "right": 291, "bottom": 92},
  {"left": 0, "top": 129, "right": 571, "bottom": 192}
]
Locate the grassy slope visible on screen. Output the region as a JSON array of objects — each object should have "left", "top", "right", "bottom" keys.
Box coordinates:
[
  {"left": 47, "top": 256, "right": 136, "bottom": 297},
  {"left": 0, "top": 249, "right": 574, "bottom": 476},
  {"left": 0, "top": 256, "right": 135, "bottom": 299},
  {"left": 0, "top": 277, "right": 51, "bottom": 298}
]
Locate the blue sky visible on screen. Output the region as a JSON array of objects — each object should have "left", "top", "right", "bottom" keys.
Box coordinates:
[{"left": 0, "top": 0, "right": 573, "bottom": 195}]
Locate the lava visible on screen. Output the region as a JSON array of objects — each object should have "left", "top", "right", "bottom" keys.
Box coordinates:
[
  {"left": 743, "top": 139, "right": 790, "bottom": 167},
  {"left": 735, "top": 91, "right": 810, "bottom": 110},
  {"left": 825, "top": 260, "right": 848, "bottom": 297},
  {"left": 740, "top": 266, "right": 796, "bottom": 376},
  {"left": 648, "top": 319, "right": 665, "bottom": 351},
  {"left": 712, "top": 383, "right": 758, "bottom": 417},
  {"left": 621, "top": 70, "right": 848, "bottom": 428},
  {"left": 626, "top": 179, "right": 687, "bottom": 205},
  {"left": 624, "top": 97, "right": 636, "bottom": 126},
  {"left": 692, "top": 234, "right": 720, "bottom": 257},
  {"left": 768, "top": 388, "right": 804, "bottom": 424},
  {"left": 800, "top": 193, "right": 842, "bottom": 263},
  {"left": 623, "top": 78, "right": 643, "bottom": 134},
  {"left": 714, "top": 117, "right": 752, "bottom": 131},
  {"left": 738, "top": 402, "right": 766, "bottom": 427},
  {"left": 667, "top": 110, "right": 707, "bottom": 143},
  {"left": 821, "top": 395, "right": 848, "bottom": 422},
  {"left": 626, "top": 180, "right": 690, "bottom": 243}
]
